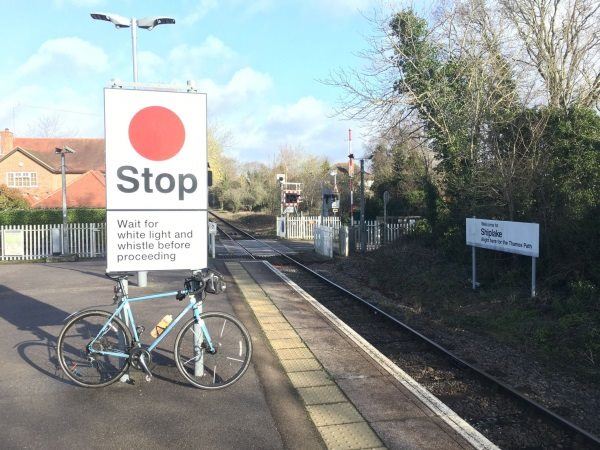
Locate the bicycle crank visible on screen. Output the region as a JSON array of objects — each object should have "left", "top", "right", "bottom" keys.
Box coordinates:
[{"left": 129, "top": 348, "right": 153, "bottom": 382}]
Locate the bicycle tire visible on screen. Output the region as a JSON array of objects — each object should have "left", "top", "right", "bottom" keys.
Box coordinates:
[
  {"left": 174, "top": 312, "right": 252, "bottom": 389},
  {"left": 57, "top": 310, "right": 132, "bottom": 388}
]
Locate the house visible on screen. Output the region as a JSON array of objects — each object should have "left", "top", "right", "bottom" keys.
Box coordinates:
[{"left": 0, "top": 128, "right": 106, "bottom": 207}]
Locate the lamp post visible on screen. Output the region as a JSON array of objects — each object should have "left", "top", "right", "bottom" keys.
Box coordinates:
[
  {"left": 91, "top": 12, "right": 175, "bottom": 287},
  {"left": 90, "top": 12, "right": 175, "bottom": 83},
  {"left": 55, "top": 147, "right": 75, "bottom": 255}
]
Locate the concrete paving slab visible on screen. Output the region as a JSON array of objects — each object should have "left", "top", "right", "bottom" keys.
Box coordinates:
[
  {"left": 270, "top": 337, "right": 307, "bottom": 349},
  {"left": 280, "top": 358, "right": 322, "bottom": 373},
  {"left": 298, "top": 385, "right": 347, "bottom": 405},
  {"left": 274, "top": 346, "right": 314, "bottom": 360},
  {"left": 336, "top": 376, "right": 435, "bottom": 422},
  {"left": 319, "top": 422, "right": 383, "bottom": 450},
  {"left": 288, "top": 370, "right": 334, "bottom": 388},
  {"left": 307, "top": 403, "right": 365, "bottom": 427},
  {"left": 370, "top": 418, "right": 469, "bottom": 450}
]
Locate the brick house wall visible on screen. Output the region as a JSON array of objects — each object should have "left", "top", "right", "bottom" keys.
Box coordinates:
[
  {"left": 0, "top": 128, "right": 106, "bottom": 206},
  {"left": 0, "top": 150, "right": 79, "bottom": 199}
]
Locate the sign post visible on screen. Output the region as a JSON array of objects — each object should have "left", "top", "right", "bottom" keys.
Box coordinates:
[
  {"left": 466, "top": 218, "right": 539, "bottom": 297},
  {"left": 105, "top": 86, "right": 207, "bottom": 274}
]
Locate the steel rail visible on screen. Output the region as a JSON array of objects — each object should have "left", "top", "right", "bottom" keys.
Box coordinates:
[
  {"left": 212, "top": 217, "right": 256, "bottom": 260},
  {"left": 209, "top": 210, "right": 600, "bottom": 447}
]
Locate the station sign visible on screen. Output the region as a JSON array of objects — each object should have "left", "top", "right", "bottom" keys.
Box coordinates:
[
  {"left": 466, "top": 218, "right": 539, "bottom": 257},
  {"left": 2, "top": 229, "right": 24, "bottom": 256},
  {"left": 105, "top": 87, "right": 207, "bottom": 271}
]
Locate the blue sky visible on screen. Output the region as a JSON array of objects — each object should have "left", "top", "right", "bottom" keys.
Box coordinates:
[{"left": 0, "top": 0, "right": 398, "bottom": 163}]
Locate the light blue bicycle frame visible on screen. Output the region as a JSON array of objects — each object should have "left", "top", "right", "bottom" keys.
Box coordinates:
[{"left": 89, "top": 289, "right": 215, "bottom": 359}]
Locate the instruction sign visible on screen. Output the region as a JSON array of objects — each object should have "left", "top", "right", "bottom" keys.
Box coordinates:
[
  {"left": 2, "top": 229, "right": 24, "bottom": 256},
  {"left": 105, "top": 87, "right": 207, "bottom": 271},
  {"left": 466, "top": 218, "right": 539, "bottom": 257}
]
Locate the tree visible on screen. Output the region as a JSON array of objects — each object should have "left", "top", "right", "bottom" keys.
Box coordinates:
[
  {"left": 500, "top": 0, "right": 600, "bottom": 109},
  {"left": 0, "top": 184, "right": 29, "bottom": 209},
  {"left": 27, "top": 114, "right": 78, "bottom": 137}
]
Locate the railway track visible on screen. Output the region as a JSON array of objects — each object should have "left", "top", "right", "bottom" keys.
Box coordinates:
[{"left": 209, "top": 211, "right": 600, "bottom": 449}]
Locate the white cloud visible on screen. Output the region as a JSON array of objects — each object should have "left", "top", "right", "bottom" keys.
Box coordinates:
[
  {"left": 138, "top": 51, "right": 165, "bottom": 82},
  {"left": 0, "top": 84, "right": 103, "bottom": 138},
  {"left": 226, "top": 67, "right": 272, "bottom": 97},
  {"left": 17, "top": 37, "right": 108, "bottom": 77},
  {"left": 305, "top": 0, "right": 376, "bottom": 17},
  {"left": 225, "top": 95, "right": 370, "bottom": 162},
  {"left": 53, "top": 0, "right": 104, "bottom": 6},
  {"left": 181, "top": 0, "right": 219, "bottom": 25},
  {"left": 169, "top": 36, "right": 236, "bottom": 63}
]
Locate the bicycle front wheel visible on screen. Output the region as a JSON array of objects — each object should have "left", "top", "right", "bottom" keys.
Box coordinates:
[
  {"left": 57, "top": 310, "right": 131, "bottom": 388},
  {"left": 175, "top": 312, "right": 252, "bottom": 389}
]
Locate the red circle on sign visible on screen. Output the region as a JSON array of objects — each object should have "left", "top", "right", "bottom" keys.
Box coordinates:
[{"left": 128, "top": 106, "right": 185, "bottom": 161}]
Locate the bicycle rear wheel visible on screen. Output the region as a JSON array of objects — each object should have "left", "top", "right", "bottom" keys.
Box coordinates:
[
  {"left": 174, "top": 312, "right": 252, "bottom": 389},
  {"left": 57, "top": 310, "right": 131, "bottom": 388}
]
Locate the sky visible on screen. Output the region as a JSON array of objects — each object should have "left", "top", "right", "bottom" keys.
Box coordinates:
[{"left": 0, "top": 0, "right": 391, "bottom": 164}]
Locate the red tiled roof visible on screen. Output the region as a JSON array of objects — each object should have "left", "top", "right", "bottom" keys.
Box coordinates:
[
  {"left": 32, "top": 170, "right": 106, "bottom": 208},
  {"left": 13, "top": 138, "right": 105, "bottom": 173}
]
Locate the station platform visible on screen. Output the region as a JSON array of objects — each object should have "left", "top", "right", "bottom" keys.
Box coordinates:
[
  {"left": 0, "top": 258, "right": 493, "bottom": 449},
  {"left": 224, "top": 260, "right": 490, "bottom": 450}
]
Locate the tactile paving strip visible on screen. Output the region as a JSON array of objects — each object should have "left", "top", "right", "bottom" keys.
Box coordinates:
[
  {"left": 288, "top": 370, "right": 334, "bottom": 388},
  {"left": 307, "top": 403, "right": 365, "bottom": 427},
  {"left": 225, "top": 262, "right": 384, "bottom": 450},
  {"left": 320, "top": 423, "right": 383, "bottom": 450}
]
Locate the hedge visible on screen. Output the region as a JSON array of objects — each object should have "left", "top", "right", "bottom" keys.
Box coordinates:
[{"left": 0, "top": 209, "right": 106, "bottom": 225}]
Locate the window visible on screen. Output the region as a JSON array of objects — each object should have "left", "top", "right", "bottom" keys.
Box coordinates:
[{"left": 7, "top": 172, "right": 37, "bottom": 188}]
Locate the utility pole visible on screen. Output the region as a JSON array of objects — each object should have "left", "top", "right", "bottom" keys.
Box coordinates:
[
  {"left": 348, "top": 129, "right": 354, "bottom": 227},
  {"left": 360, "top": 158, "right": 365, "bottom": 254}
]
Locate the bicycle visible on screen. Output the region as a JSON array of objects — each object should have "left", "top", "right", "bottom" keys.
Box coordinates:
[{"left": 57, "top": 269, "right": 252, "bottom": 389}]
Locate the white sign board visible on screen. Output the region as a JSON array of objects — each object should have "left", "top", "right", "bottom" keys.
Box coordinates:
[
  {"left": 466, "top": 218, "right": 539, "bottom": 257},
  {"left": 105, "top": 88, "right": 207, "bottom": 272},
  {"left": 2, "top": 229, "right": 24, "bottom": 256}
]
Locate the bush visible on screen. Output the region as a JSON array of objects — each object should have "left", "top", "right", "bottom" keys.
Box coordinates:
[
  {"left": 0, "top": 208, "right": 106, "bottom": 225},
  {"left": 0, "top": 184, "right": 29, "bottom": 210}
]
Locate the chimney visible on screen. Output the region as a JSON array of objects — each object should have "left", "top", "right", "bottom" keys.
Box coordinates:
[{"left": 0, "top": 128, "right": 14, "bottom": 156}]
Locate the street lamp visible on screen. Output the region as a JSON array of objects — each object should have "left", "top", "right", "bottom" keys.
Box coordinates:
[
  {"left": 90, "top": 12, "right": 175, "bottom": 82},
  {"left": 55, "top": 146, "right": 75, "bottom": 256}
]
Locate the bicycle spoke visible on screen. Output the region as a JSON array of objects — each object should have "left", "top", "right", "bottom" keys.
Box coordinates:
[
  {"left": 58, "top": 312, "right": 130, "bottom": 388},
  {"left": 175, "top": 313, "right": 251, "bottom": 389}
]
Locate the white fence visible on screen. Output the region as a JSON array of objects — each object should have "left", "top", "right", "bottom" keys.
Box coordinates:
[
  {"left": 277, "top": 216, "right": 341, "bottom": 240},
  {"left": 353, "top": 218, "right": 419, "bottom": 251},
  {"left": 0, "top": 223, "right": 106, "bottom": 261}
]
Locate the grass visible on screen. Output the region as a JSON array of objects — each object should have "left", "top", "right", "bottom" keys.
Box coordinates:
[{"left": 332, "top": 239, "right": 600, "bottom": 380}]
